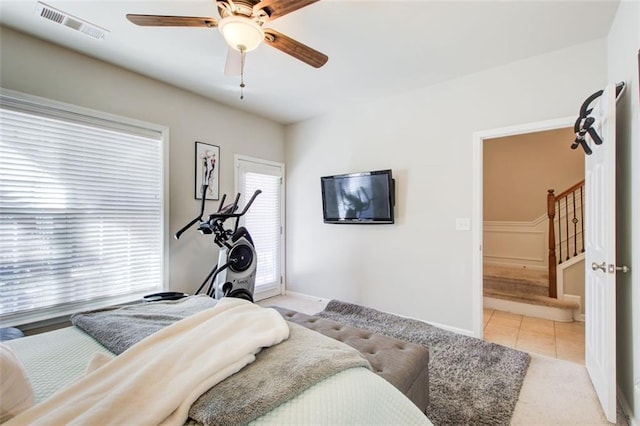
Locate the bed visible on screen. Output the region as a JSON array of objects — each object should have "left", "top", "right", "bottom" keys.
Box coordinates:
[{"left": 1, "top": 297, "right": 432, "bottom": 425}]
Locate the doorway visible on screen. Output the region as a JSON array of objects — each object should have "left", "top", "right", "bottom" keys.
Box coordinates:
[
  {"left": 474, "top": 84, "right": 621, "bottom": 423},
  {"left": 472, "top": 116, "right": 577, "bottom": 338},
  {"left": 480, "top": 127, "right": 586, "bottom": 362}
]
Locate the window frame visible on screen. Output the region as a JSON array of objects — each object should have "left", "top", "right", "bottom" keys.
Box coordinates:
[{"left": 0, "top": 88, "right": 169, "bottom": 327}]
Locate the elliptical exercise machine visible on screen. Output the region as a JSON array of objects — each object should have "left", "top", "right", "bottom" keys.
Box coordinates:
[{"left": 174, "top": 188, "right": 262, "bottom": 302}]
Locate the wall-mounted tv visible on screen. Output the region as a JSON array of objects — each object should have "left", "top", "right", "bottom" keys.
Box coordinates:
[{"left": 321, "top": 169, "right": 395, "bottom": 224}]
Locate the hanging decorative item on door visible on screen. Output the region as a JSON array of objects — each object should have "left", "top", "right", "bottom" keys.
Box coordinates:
[{"left": 571, "top": 82, "right": 627, "bottom": 155}]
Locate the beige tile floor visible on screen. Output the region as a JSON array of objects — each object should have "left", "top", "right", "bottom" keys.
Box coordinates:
[{"left": 483, "top": 308, "right": 585, "bottom": 364}]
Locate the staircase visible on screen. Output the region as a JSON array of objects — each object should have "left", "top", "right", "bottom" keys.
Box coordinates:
[
  {"left": 482, "top": 180, "right": 586, "bottom": 322},
  {"left": 483, "top": 265, "right": 579, "bottom": 322}
]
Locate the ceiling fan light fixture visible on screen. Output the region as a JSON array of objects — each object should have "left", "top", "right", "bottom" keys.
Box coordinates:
[{"left": 218, "top": 15, "right": 264, "bottom": 52}]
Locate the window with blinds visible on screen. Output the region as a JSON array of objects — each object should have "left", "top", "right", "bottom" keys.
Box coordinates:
[
  {"left": 236, "top": 157, "right": 283, "bottom": 300},
  {"left": 0, "top": 90, "right": 166, "bottom": 326}
]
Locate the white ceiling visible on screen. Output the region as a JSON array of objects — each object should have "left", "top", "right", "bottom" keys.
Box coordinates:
[{"left": 0, "top": 0, "right": 620, "bottom": 124}]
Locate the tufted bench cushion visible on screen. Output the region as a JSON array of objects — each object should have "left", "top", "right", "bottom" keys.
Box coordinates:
[{"left": 272, "top": 307, "right": 429, "bottom": 412}]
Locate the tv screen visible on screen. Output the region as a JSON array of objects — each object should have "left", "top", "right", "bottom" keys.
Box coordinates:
[{"left": 321, "top": 169, "right": 394, "bottom": 224}]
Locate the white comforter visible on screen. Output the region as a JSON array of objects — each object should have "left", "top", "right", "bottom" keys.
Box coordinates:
[{"left": 4, "top": 298, "right": 289, "bottom": 426}]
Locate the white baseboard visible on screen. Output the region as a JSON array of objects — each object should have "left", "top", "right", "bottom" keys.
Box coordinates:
[
  {"left": 284, "top": 290, "right": 331, "bottom": 305},
  {"left": 483, "top": 260, "right": 548, "bottom": 272},
  {"left": 563, "top": 294, "right": 585, "bottom": 322},
  {"left": 617, "top": 386, "right": 638, "bottom": 426},
  {"left": 484, "top": 296, "right": 575, "bottom": 322},
  {"left": 424, "top": 319, "right": 475, "bottom": 337},
  {"left": 364, "top": 308, "right": 475, "bottom": 338},
  {"left": 284, "top": 291, "right": 474, "bottom": 337}
]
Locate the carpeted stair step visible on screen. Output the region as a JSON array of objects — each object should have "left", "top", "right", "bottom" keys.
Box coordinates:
[
  {"left": 483, "top": 265, "right": 549, "bottom": 297},
  {"left": 483, "top": 288, "right": 579, "bottom": 310},
  {"left": 483, "top": 276, "right": 549, "bottom": 297}
]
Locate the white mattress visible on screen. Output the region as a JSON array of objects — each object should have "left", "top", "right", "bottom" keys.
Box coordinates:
[{"left": 6, "top": 327, "right": 432, "bottom": 425}]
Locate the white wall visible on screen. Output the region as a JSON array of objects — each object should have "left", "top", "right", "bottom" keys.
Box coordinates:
[
  {"left": 285, "top": 39, "right": 606, "bottom": 332},
  {"left": 607, "top": 0, "right": 640, "bottom": 422},
  {"left": 0, "top": 27, "right": 285, "bottom": 295}
]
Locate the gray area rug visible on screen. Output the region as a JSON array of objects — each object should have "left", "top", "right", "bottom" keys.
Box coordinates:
[{"left": 318, "top": 300, "right": 531, "bottom": 426}]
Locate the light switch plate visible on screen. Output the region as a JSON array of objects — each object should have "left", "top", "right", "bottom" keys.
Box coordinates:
[{"left": 456, "top": 218, "right": 471, "bottom": 231}]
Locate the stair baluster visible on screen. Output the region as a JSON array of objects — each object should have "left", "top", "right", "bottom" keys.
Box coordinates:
[
  {"left": 572, "top": 192, "right": 578, "bottom": 257},
  {"left": 580, "top": 186, "right": 585, "bottom": 253},
  {"left": 565, "top": 196, "right": 569, "bottom": 261}
]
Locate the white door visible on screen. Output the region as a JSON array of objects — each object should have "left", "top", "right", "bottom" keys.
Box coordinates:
[
  {"left": 584, "top": 83, "right": 617, "bottom": 423},
  {"left": 235, "top": 156, "right": 284, "bottom": 301}
]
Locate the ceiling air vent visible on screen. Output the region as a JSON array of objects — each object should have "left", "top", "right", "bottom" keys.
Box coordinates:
[{"left": 34, "top": 2, "right": 110, "bottom": 40}]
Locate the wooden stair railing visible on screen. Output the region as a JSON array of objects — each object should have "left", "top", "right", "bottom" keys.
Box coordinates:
[{"left": 547, "top": 179, "right": 585, "bottom": 298}]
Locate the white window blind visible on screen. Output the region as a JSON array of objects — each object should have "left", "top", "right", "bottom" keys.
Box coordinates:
[
  {"left": 0, "top": 90, "right": 165, "bottom": 326},
  {"left": 236, "top": 158, "right": 283, "bottom": 300}
]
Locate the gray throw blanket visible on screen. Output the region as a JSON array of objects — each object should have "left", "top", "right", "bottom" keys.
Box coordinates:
[
  {"left": 71, "top": 296, "right": 371, "bottom": 425},
  {"left": 71, "top": 296, "right": 219, "bottom": 354}
]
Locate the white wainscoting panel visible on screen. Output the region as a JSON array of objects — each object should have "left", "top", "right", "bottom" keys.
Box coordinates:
[{"left": 483, "top": 215, "right": 548, "bottom": 271}]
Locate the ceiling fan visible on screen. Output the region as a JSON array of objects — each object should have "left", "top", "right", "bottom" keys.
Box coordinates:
[{"left": 126, "top": 0, "right": 328, "bottom": 97}]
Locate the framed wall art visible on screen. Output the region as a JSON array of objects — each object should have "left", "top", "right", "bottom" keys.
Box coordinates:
[{"left": 194, "top": 142, "right": 219, "bottom": 200}]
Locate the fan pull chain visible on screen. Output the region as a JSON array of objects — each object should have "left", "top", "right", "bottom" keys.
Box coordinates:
[{"left": 239, "top": 48, "right": 246, "bottom": 100}]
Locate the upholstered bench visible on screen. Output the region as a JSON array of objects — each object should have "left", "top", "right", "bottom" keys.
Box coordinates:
[{"left": 273, "top": 307, "right": 430, "bottom": 412}]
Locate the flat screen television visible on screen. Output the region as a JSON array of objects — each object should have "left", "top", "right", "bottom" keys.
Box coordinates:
[{"left": 321, "top": 169, "right": 395, "bottom": 224}]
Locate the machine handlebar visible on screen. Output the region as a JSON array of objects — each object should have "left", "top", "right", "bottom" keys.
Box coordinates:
[
  {"left": 206, "top": 190, "right": 261, "bottom": 222},
  {"left": 174, "top": 189, "right": 262, "bottom": 240}
]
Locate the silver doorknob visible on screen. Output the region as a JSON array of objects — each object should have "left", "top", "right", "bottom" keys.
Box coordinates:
[{"left": 592, "top": 261, "right": 607, "bottom": 272}]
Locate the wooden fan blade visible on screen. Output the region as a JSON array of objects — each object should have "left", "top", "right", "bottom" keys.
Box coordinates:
[
  {"left": 254, "top": 0, "right": 319, "bottom": 21},
  {"left": 263, "top": 29, "right": 328, "bottom": 68},
  {"left": 224, "top": 48, "right": 242, "bottom": 76},
  {"left": 126, "top": 14, "right": 218, "bottom": 28}
]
